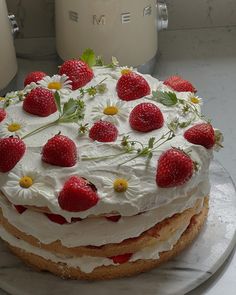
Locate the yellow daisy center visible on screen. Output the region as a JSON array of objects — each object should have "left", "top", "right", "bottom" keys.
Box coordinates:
[
  {"left": 113, "top": 178, "right": 128, "bottom": 193},
  {"left": 19, "top": 176, "right": 33, "bottom": 189},
  {"left": 190, "top": 97, "right": 200, "bottom": 104},
  {"left": 103, "top": 106, "right": 119, "bottom": 116},
  {"left": 8, "top": 123, "right": 21, "bottom": 132},
  {"left": 121, "top": 69, "right": 132, "bottom": 75},
  {"left": 47, "top": 82, "right": 62, "bottom": 90},
  {"left": 0, "top": 97, "right": 5, "bottom": 101}
]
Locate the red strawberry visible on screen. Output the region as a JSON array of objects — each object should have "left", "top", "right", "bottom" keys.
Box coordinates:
[
  {"left": 45, "top": 213, "right": 68, "bottom": 225},
  {"left": 109, "top": 253, "right": 133, "bottom": 264},
  {"left": 14, "top": 205, "right": 27, "bottom": 214},
  {"left": 0, "top": 108, "right": 6, "bottom": 122},
  {"left": 105, "top": 215, "right": 121, "bottom": 222},
  {"left": 42, "top": 135, "right": 77, "bottom": 167},
  {"left": 164, "top": 76, "right": 197, "bottom": 93},
  {"left": 184, "top": 123, "right": 215, "bottom": 149},
  {"left": 58, "top": 176, "right": 99, "bottom": 212},
  {"left": 156, "top": 148, "right": 194, "bottom": 188},
  {"left": 24, "top": 71, "right": 47, "bottom": 87},
  {"left": 129, "top": 102, "right": 164, "bottom": 132},
  {"left": 89, "top": 121, "right": 118, "bottom": 142},
  {"left": 0, "top": 137, "right": 26, "bottom": 172},
  {"left": 23, "top": 87, "right": 57, "bottom": 117},
  {"left": 117, "top": 72, "right": 150, "bottom": 101},
  {"left": 59, "top": 60, "right": 94, "bottom": 90}
]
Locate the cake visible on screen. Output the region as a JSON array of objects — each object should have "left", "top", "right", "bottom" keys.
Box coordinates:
[{"left": 0, "top": 52, "right": 223, "bottom": 280}]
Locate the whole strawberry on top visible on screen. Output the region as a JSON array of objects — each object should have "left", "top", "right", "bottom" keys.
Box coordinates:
[
  {"left": 58, "top": 176, "right": 99, "bottom": 212},
  {"left": 42, "top": 134, "right": 77, "bottom": 167},
  {"left": 0, "top": 108, "right": 6, "bottom": 122},
  {"left": 117, "top": 72, "right": 150, "bottom": 101},
  {"left": 184, "top": 123, "right": 215, "bottom": 149},
  {"left": 23, "top": 87, "right": 57, "bottom": 117},
  {"left": 59, "top": 60, "right": 94, "bottom": 90},
  {"left": 164, "top": 76, "right": 197, "bottom": 93},
  {"left": 0, "top": 137, "right": 26, "bottom": 172},
  {"left": 89, "top": 121, "right": 118, "bottom": 142},
  {"left": 129, "top": 102, "right": 164, "bottom": 132},
  {"left": 24, "top": 71, "right": 47, "bottom": 87},
  {"left": 156, "top": 148, "right": 194, "bottom": 188}
]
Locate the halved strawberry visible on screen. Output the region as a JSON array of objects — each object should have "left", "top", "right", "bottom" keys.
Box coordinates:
[
  {"left": 23, "top": 87, "right": 57, "bottom": 117},
  {"left": 0, "top": 108, "right": 6, "bottom": 122},
  {"left": 164, "top": 76, "right": 197, "bottom": 93},
  {"left": 184, "top": 123, "right": 215, "bottom": 149},
  {"left": 58, "top": 176, "right": 99, "bottom": 212},
  {"left": 24, "top": 71, "right": 47, "bottom": 87},
  {"left": 156, "top": 148, "right": 194, "bottom": 188},
  {"left": 0, "top": 137, "right": 26, "bottom": 172},
  {"left": 117, "top": 72, "right": 150, "bottom": 101},
  {"left": 129, "top": 102, "right": 164, "bottom": 132},
  {"left": 59, "top": 60, "right": 94, "bottom": 90},
  {"left": 89, "top": 121, "right": 118, "bottom": 142},
  {"left": 42, "top": 134, "right": 77, "bottom": 167}
]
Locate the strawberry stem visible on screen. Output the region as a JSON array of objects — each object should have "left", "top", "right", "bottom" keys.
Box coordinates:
[
  {"left": 21, "top": 120, "right": 59, "bottom": 140},
  {"left": 81, "top": 151, "right": 128, "bottom": 161}
]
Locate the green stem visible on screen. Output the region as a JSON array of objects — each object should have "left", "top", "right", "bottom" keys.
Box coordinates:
[
  {"left": 81, "top": 151, "right": 128, "bottom": 161},
  {"left": 21, "top": 120, "right": 59, "bottom": 140}
]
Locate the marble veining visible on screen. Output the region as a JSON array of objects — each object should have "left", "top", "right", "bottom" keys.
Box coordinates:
[{"left": 0, "top": 161, "right": 235, "bottom": 295}]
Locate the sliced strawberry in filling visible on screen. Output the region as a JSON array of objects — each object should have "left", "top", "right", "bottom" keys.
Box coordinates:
[
  {"left": 14, "top": 205, "right": 27, "bottom": 214},
  {"left": 45, "top": 213, "right": 68, "bottom": 225},
  {"left": 105, "top": 215, "right": 121, "bottom": 222},
  {"left": 109, "top": 253, "right": 133, "bottom": 264}
]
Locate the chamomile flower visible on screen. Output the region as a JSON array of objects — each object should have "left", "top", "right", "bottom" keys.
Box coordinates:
[
  {"left": 188, "top": 94, "right": 203, "bottom": 105},
  {"left": 23, "top": 82, "right": 38, "bottom": 94},
  {"left": 103, "top": 174, "right": 140, "bottom": 199},
  {"left": 120, "top": 66, "right": 134, "bottom": 75},
  {"left": 91, "top": 99, "right": 128, "bottom": 125},
  {"left": 0, "top": 117, "right": 27, "bottom": 138},
  {"left": 3, "top": 167, "right": 49, "bottom": 201},
  {"left": 38, "top": 74, "right": 72, "bottom": 94}
]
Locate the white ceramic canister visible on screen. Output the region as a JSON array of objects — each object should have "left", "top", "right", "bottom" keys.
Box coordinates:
[
  {"left": 0, "top": 0, "right": 18, "bottom": 90},
  {"left": 55, "top": 0, "right": 168, "bottom": 67}
]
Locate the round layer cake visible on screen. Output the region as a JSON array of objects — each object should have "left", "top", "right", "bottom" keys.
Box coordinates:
[{"left": 0, "top": 59, "right": 222, "bottom": 280}]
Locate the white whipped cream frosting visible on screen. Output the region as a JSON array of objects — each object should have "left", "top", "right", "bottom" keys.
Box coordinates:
[
  {"left": 0, "top": 67, "right": 213, "bottom": 219},
  {"left": 0, "top": 196, "right": 203, "bottom": 274},
  {"left": 0, "top": 183, "right": 208, "bottom": 246}
]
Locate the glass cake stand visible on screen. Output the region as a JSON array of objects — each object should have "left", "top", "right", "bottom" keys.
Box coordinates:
[{"left": 0, "top": 160, "right": 236, "bottom": 295}]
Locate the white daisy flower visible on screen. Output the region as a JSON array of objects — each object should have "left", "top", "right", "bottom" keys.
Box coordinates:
[
  {"left": 3, "top": 167, "right": 48, "bottom": 201},
  {"left": 188, "top": 94, "right": 203, "bottom": 105},
  {"left": 38, "top": 74, "right": 72, "bottom": 94},
  {"left": 23, "top": 82, "right": 38, "bottom": 94},
  {"left": 0, "top": 117, "right": 27, "bottom": 138},
  {"left": 103, "top": 174, "right": 140, "bottom": 199},
  {"left": 120, "top": 66, "right": 134, "bottom": 75},
  {"left": 91, "top": 98, "right": 128, "bottom": 125}
]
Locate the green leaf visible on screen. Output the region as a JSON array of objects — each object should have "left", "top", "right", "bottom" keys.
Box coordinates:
[
  {"left": 62, "top": 98, "right": 77, "bottom": 116},
  {"left": 80, "top": 48, "right": 96, "bottom": 67},
  {"left": 54, "top": 91, "right": 61, "bottom": 114},
  {"left": 152, "top": 91, "right": 178, "bottom": 106},
  {"left": 148, "top": 137, "right": 155, "bottom": 149}
]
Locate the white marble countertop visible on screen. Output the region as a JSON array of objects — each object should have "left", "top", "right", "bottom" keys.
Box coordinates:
[{"left": 0, "top": 25, "right": 236, "bottom": 295}]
